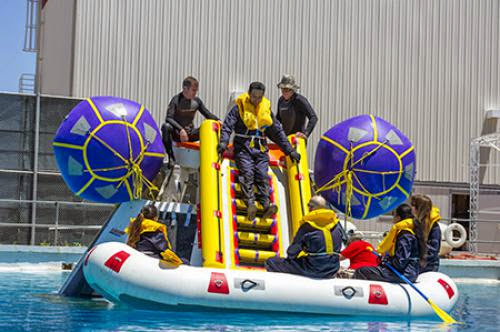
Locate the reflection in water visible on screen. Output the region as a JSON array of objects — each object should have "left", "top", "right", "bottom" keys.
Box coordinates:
[{"left": 0, "top": 272, "right": 498, "bottom": 332}]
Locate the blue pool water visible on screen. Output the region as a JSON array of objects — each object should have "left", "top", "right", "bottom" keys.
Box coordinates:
[{"left": 0, "top": 264, "right": 498, "bottom": 331}]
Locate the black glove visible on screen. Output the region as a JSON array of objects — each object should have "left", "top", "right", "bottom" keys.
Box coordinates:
[
  {"left": 217, "top": 142, "right": 227, "bottom": 155},
  {"left": 289, "top": 151, "right": 301, "bottom": 162}
]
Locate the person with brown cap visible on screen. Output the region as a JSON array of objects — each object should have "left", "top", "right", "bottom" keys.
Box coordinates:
[
  {"left": 264, "top": 195, "right": 343, "bottom": 279},
  {"left": 161, "top": 76, "right": 220, "bottom": 167},
  {"left": 276, "top": 74, "right": 318, "bottom": 139}
]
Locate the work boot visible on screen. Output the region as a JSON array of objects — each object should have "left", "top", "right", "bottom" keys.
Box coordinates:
[
  {"left": 262, "top": 204, "right": 278, "bottom": 220},
  {"left": 246, "top": 202, "right": 257, "bottom": 221}
]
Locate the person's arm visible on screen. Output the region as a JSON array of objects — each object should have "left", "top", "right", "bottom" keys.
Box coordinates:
[
  {"left": 265, "top": 114, "right": 294, "bottom": 155},
  {"left": 340, "top": 241, "right": 360, "bottom": 261},
  {"left": 197, "top": 97, "right": 220, "bottom": 121},
  {"left": 165, "top": 96, "right": 184, "bottom": 131},
  {"left": 427, "top": 224, "right": 442, "bottom": 260},
  {"left": 219, "top": 106, "right": 239, "bottom": 146},
  {"left": 287, "top": 224, "right": 309, "bottom": 259},
  {"left": 297, "top": 95, "right": 318, "bottom": 137}
]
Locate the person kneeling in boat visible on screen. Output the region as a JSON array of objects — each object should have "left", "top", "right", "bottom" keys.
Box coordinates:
[
  {"left": 337, "top": 230, "right": 378, "bottom": 278},
  {"left": 217, "top": 82, "right": 301, "bottom": 221},
  {"left": 353, "top": 203, "right": 427, "bottom": 283},
  {"left": 411, "top": 194, "right": 441, "bottom": 273},
  {"left": 126, "top": 204, "right": 185, "bottom": 265},
  {"left": 264, "top": 195, "right": 343, "bottom": 279}
]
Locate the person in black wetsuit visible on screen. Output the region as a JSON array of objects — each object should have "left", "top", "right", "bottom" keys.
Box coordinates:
[
  {"left": 161, "top": 76, "right": 219, "bottom": 167},
  {"left": 276, "top": 75, "right": 318, "bottom": 139},
  {"left": 217, "top": 82, "right": 301, "bottom": 220},
  {"left": 264, "top": 195, "right": 343, "bottom": 279}
]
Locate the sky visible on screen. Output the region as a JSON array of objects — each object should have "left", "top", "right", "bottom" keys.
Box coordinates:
[{"left": 0, "top": 0, "right": 36, "bottom": 93}]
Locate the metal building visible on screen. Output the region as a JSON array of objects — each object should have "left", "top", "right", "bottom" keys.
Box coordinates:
[{"left": 35, "top": 0, "right": 500, "bottom": 251}]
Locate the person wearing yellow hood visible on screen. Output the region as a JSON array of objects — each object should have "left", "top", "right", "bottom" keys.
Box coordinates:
[
  {"left": 218, "top": 82, "right": 301, "bottom": 220},
  {"left": 264, "top": 195, "right": 343, "bottom": 279},
  {"left": 126, "top": 204, "right": 184, "bottom": 265},
  {"left": 353, "top": 203, "right": 427, "bottom": 283},
  {"left": 412, "top": 194, "right": 442, "bottom": 273}
]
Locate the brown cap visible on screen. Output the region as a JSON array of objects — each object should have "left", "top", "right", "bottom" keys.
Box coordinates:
[{"left": 277, "top": 74, "right": 300, "bottom": 91}]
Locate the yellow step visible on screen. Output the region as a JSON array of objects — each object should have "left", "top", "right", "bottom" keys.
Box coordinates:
[
  {"left": 234, "top": 215, "right": 274, "bottom": 231},
  {"left": 237, "top": 248, "right": 277, "bottom": 264},
  {"left": 236, "top": 231, "right": 277, "bottom": 248},
  {"left": 234, "top": 199, "right": 265, "bottom": 211}
]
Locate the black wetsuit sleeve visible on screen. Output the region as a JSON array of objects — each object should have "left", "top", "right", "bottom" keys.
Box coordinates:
[
  {"left": 332, "top": 224, "right": 343, "bottom": 253},
  {"left": 197, "top": 98, "right": 220, "bottom": 121},
  {"left": 219, "top": 106, "right": 239, "bottom": 145},
  {"left": 297, "top": 95, "right": 318, "bottom": 137},
  {"left": 265, "top": 114, "right": 294, "bottom": 155},
  {"left": 287, "top": 224, "right": 309, "bottom": 258},
  {"left": 165, "top": 96, "right": 184, "bottom": 131}
]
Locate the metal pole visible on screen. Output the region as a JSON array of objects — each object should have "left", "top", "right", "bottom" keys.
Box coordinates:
[
  {"left": 54, "top": 202, "right": 59, "bottom": 246},
  {"left": 30, "top": 0, "right": 42, "bottom": 245},
  {"left": 469, "top": 139, "right": 480, "bottom": 254}
]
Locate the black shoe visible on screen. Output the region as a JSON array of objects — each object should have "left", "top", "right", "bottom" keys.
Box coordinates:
[
  {"left": 247, "top": 203, "right": 257, "bottom": 221},
  {"left": 262, "top": 204, "right": 278, "bottom": 219}
]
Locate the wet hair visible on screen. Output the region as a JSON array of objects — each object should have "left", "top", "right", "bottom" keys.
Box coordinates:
[
  {"left": 410, "top": 194, "right": 433, "bottom": 267},
  {"left": 182, "top": 76, "right": 199, "bottom": 89},
  {"left": 126, "top": 204, "right": 159, "bottom": 248},
  {"left": 248, "top": 81, "right": 266, "bottom": 94}
]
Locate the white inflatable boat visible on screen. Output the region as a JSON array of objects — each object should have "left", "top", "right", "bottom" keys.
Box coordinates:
[{"left": 83, "top": 242, "right": 458, "bottom": 317}]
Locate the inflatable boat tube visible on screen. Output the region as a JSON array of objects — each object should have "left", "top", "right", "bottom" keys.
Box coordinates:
[{"left": 83, "top": 242, "right": 459, "bottom": 318}]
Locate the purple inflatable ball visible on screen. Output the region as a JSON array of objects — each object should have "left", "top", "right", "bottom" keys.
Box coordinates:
[{"left": 52, "top": 96, "right": 165, "bottom": 203}]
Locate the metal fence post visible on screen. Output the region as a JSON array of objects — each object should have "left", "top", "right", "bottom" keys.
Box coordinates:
[{"left": 54, "top": 201, "right": 60, "bottom": 246}]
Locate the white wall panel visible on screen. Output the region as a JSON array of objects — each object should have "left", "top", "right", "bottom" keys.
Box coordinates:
[{"left": 60, "top": 0, "right": 500, "bottom": 184}]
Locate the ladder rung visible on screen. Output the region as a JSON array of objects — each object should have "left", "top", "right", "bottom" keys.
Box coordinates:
[
  {"left": 235, "top": 215, "right": 274, "bottom": 231},
  {"left": 236, "top": 231, "right": 277, "bottom": 247},
  {"left": 236, "top": 249, "right": 277, "bottom": 264}
]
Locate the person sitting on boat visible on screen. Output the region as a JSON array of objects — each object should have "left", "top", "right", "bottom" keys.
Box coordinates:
[
  {"left": 353, "top": 203, "right": 427, "bottom": 283},
  {"left": 412, "top": 194, "right": 442, "bottom": 273},
  {"left": 217, "top": 81, "right": 301, "bottom": 220},
  {"left": 126, "top": 204, "right": 184, "bottom": 265},
  {"left": 337, "top": 230, "right": 379, "bottom": 278},
  {"left": 161, "top": 76, "right": 220, "bottom": 168},
  {"left": 264, "top": 195, "right": 343, "bottom": 279}
]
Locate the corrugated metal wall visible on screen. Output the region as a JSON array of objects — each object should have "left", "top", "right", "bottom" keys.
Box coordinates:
[{"left": 70, "top": 0, "right": 500, "bottom": 185}]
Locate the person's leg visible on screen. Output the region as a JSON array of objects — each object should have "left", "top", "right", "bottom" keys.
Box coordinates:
[
  {"left": 235, "top": 150, "right": 257, "bottom": 220},
  {"left": 254, "top": 151, "right": 276, "bottom": 219},
  {"left": 161, "top": 123, "right": 177, "bottom": 166},
  {"left": 352, "top": 266, "right": 388, "bottom": 282},
  {"left": 187, "top": 127, "right": 200, "bottom": 142},
  {"left": 265, "top": 257, "right": 304, "bottom": 275}
]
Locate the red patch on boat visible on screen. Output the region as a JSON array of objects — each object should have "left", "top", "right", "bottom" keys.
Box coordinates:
[
  {"left": 437, "top": 278, "right": 455, "bottom": 299},
  {"left": 368, "top": 284, "right": 388, "bottom": 305},
  {"left": 104, "top": 250, "right": 130, "bottom": 273},
  {"left": 208, "top": 272, "right": 229, "bottom": 294}
]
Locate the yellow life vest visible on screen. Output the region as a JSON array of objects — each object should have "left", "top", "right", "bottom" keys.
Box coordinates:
[
  {"left": 125, "top": 218, "right": 183, "bottom": 265},
  {"left": 430, "top": 206, "right": 441, "bottom": 228},
  {"left": 235, "top": 92, "right": 273, "bottom": 131},
  {"left": 376, "top": 218, "right": 415, "bottom": 257},
  {"left": 297, "top": 209, "right": 340, "bottom": 258}
]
